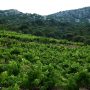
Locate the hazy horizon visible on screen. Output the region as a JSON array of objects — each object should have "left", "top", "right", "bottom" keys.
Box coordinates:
[{"left": 0, "top": 0, "right": 90, "bottom": 15}]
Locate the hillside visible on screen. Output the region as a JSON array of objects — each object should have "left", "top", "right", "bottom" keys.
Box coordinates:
[
  {"left": 0, "top": 30, "right": 90, "bottom": 90},
  {"left": 0, "top": 7, "right": 90, "bottom": 44},
  {"left": 47, "top": 7, "right": 90, "bottom": 23}
]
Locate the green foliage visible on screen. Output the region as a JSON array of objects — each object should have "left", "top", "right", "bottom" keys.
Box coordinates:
[
  {"left": 0, "top": 12, "right": 90, "bottom": 44},
  {"left": 0, "top": 30, "right": 90, "bottom": 90}
]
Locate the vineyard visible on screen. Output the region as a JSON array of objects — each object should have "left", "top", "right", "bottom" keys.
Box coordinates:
[{"left": 0, "top": 30, "right": 90, "bottom": 90}]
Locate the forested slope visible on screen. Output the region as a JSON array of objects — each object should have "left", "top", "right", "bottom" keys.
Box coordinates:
[{"left": 0, "top": 7, "right": 90, "bottom": 44}]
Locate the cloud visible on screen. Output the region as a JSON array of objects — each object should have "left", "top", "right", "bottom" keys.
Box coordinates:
[{"left": 0, "top": 0, "right": 90, "bottom": 15}]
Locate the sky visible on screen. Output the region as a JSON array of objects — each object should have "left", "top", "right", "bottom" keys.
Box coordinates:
[{"left": 0, "top": 0, "right": 90, "bottom": 15}]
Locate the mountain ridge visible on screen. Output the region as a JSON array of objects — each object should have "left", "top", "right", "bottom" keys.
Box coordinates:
[
  {"left": 47, "top": 6, "right": 90, "bottom": 23},
  {"left": 1, "top": 6, "right": 90, "bottom": 23}
]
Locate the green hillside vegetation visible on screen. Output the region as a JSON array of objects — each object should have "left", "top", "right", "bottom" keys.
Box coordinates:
[
  {"left": 0, "top": 9, "right": 90, "bottom": 44},
  {"left": 1, "top": 19, "right": 90, "bottom": 44},
  {"left": 0, "top": 30, "right": 90, "bottom": 90}
]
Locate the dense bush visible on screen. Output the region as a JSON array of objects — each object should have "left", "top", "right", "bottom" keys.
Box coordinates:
[{"left": 0, "top": 30, "right": 90, "bottom": 90}]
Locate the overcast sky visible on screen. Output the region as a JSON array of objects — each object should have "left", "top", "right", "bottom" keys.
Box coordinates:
[{"left": 0, "top": 0, "right": 90, "bottom": 15}]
